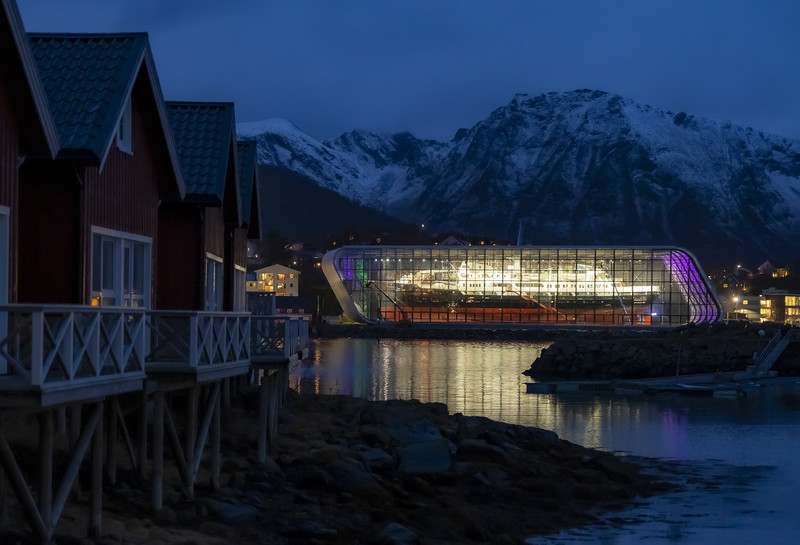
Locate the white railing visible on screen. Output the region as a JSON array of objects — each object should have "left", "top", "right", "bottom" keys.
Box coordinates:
[
  {"left": 145, "top": 311, "right": 250, "bottom": 369},
  {"left": 0, "top": 305, "right": 146, "bottom": 388},
  {"left": 753, "top": 328, "right": 797, "bottom": 375},
  {"left": 251, "top": 314, "right": 309, "bottom": 360}
]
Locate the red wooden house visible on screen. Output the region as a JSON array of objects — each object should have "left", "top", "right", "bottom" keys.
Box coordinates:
[
  {"left": 21, "top": 32, "right": 185, "bottom": 307},
  {"left": 160, "top": 102, "right": 243, "bottom": 311},
  {"left": 0, "top": 0, "right": 59, "bottom": 308}
]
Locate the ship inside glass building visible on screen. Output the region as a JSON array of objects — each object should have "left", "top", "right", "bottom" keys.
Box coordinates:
[{"left": 322, "top": 246, "right": 721, "bottom": 326}]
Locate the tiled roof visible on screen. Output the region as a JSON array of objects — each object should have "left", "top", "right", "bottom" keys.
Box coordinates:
[
  {"left": 27, "top": 33, "right": 147, "bottom": 160},
  {"left": 236, "top": 140, "right": 257, "bottom": 224},
  {"left": 167, "top": 102, "right": 235, "bottom": 201}
]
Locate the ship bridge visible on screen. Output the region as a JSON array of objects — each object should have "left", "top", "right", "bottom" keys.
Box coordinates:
[{"left": 322, "top": 246, "right": 721, "bottom": 326}]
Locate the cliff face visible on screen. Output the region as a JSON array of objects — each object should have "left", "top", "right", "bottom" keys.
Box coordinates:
[{"left": 240, "top": 90, "right": 800, "bottom": 264}]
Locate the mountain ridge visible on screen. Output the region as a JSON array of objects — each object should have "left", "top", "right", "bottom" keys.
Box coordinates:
[{"left": 239, "top": 89, "right": 800, "bottom": 265}]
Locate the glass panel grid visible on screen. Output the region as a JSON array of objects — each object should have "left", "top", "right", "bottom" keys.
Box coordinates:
[{"left": 327, "top": 246, "right": 720, "bottom": 326}]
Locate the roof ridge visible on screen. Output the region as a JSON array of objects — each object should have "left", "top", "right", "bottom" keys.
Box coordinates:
[
  {"left": 27, "top": 31, "right": 149, "bottom": 39},
  {"left": 166, "top": 101, "right": 236, "bottom": 108}
]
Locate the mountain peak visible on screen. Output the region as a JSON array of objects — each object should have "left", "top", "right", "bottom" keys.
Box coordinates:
[
  {"left": 237, "top": 118, "right": 305, "bottom": 138},
  {"left": 244, "top": 91, "right": 800, "bottom": 264}
]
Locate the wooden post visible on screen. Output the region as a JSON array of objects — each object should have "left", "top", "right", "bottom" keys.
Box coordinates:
[
  {"left": 107, "top": 398, "right": 118, "bottom": 485},
  {"left": 90, "top": 402, "right": 103, "bottom": 538},
  {"left": 211, "top": 387, "right": 220, "bottom": 491},
  {"left": 152, "top": 390, "right": 164, "bottom": 511},
  {"left": 70, "top": 404, "right": 82, "bottom": 497},
  {"left": 0, "top": 428, "right": 48, "bottom": 543},
  {"left": 185, "top": 384, "right": 199, "bottom": 477},
  {"left": 257, "top": 370, "right": 268, "bottom": 463},
  {"left": 138, "top": 389, "right": 148, "bottom": 480},
  {"left": 164, "top": 404, "right": 192, "bottom": 497},
  {"left": 51, "top": 403, "right": 102, "bottom": 535},
  {"left": 39, "top": 410, "right": 53, "bottom": 532}
]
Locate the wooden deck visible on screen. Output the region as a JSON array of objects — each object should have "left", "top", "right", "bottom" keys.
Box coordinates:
[{"left": 0, "top": 304, "right": 309, "bottom": 543}]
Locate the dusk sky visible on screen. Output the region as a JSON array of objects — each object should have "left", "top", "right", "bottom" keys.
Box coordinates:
[{"left": 18, "top": 1, "right": 800, "bottom": 142}]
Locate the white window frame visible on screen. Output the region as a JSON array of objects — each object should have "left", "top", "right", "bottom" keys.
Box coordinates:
[
  {"left": 116, "top": 97, "right": 133, "bottom": 154},
  {"left": 90, "top": 226, "right": 152, "bottom": 308},
  {"left": 233, "top": 265, "right": 246, "bottom": 312},
  {"left": 205, "top": 253, "right": 224, "bottom": 311}
]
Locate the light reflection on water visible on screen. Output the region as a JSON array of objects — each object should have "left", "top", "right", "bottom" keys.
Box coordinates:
[
  {"left": 293, "top": 337, "right": 800, "bottom": 544},
  {"left": 292, "top": 337, "right": 548, "bottom": 422}
]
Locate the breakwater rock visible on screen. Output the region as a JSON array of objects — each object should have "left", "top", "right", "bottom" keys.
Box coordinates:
[
  {"left": 35, "top": 392, "right": 671, "bottom": 545},
  {"left": 525, "top": 323, "right": 800, "bottom": 381}
]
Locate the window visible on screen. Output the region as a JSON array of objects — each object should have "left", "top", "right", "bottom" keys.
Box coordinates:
[
  {"left": 277, "top": 273, "right": 286, "bottom": 280},
  {"left": 116, "top": 97, "right": 132, "bottom": 154},
  {"left": 205, "top": 254, "right": 223, "bottom": 311},
  {"left": 234, "top": 265, "right": 246, "bottom": 311},
  {"left": 91, "top": 227, "right": 151, "bottom": 307}
]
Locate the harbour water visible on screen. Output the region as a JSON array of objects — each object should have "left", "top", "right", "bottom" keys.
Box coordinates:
[{"left": 291, "top": 337, "right": 800, "bottom": 544}]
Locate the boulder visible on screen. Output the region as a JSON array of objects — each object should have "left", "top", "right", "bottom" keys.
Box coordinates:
[{"left": 397, "top": 437, "right": 453, "bottom": 474}]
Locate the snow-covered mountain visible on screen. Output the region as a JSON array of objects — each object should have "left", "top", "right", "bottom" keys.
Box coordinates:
[{"left": 237, "top": 90, "right": 800, "bottom": 264}]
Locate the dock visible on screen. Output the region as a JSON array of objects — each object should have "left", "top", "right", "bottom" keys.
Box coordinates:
[{"left": 526, "top": 369, "right": 783, "bottom": 398}]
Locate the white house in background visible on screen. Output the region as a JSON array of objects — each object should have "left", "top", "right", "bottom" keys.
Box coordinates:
[{"left": 247, "top": 264, "right": 300, "bottom": 296}]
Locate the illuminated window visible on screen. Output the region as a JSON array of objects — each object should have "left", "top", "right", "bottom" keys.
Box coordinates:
[
  {"left": 91, "top": 227, "right": 151, "bottom": 307},
  {"left": 278, "top": 273, "right": 286, "bottom": 280}
]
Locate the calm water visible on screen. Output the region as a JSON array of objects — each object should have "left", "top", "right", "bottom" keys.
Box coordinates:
[{"left": 291, "top": 337, "right": 800, "bottom": 544}]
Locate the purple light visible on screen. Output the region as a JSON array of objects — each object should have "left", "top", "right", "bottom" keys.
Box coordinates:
[{"left": 660, "top": 250, "right": 720, "bottom": 324}]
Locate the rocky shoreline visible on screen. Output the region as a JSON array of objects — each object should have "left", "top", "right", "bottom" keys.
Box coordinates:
[{"left": 12, "top": 390, "right": 673, "bottom": 545}]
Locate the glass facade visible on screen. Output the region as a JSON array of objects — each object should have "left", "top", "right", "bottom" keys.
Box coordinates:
[{"left": 322, "top": 246, "right": 721, "bottom": 326}]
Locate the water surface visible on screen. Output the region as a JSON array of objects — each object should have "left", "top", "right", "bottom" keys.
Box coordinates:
[{"left": 292, "top": 337, "right": 800, "bottom": 544}]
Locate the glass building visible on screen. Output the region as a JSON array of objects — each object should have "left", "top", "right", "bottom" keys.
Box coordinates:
[{"left": 322, "top": 246, "right": 721, "bottom": 326}]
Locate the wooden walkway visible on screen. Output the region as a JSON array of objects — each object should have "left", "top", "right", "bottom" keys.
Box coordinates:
[{"left": 0, "top": 305, "right": 309, "bottom": 544}]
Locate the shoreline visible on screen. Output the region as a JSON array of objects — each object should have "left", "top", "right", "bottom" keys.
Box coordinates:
[{"left": 29, "top": 390, "right": 674, "bottom": 545}]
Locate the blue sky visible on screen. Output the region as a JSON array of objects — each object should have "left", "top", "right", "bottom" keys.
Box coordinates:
[{"left": 18, "top": 0, "right": 800, "bottom": 142}]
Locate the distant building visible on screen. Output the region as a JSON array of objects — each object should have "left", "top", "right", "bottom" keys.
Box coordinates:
[
  {"left": 757, "top": 260, "right": 789, "bottom": 279},
  {"left": 760, "top": 288, "right": 800, "bottom": 325},
  {"left": 247, "top": 264, "right": 300, "bottom": 296},
  {"left": 323, "top": 245, "right": 721, "bottom": 326},
  {"left": 736, "top": 295, "right": 761, "bottom": 322},
  {"left": 439, "top": 236, "right": 468, "bottom": 246}
]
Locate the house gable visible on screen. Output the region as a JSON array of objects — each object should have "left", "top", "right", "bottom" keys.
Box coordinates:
[
  {"left": 166, "top": 102, "right": 239, "bottom": 216},
  {"left": 27, "top": 32, "right": 184, "bottom": 197},
  {"left": 0, "top": 0, "right": 58, "bottom": 158}
]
